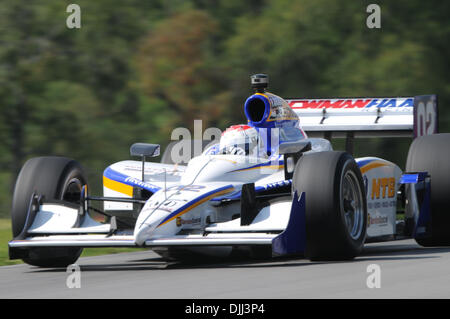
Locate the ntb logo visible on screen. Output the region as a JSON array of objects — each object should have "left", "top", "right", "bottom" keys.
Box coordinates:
[{"left": 371, "top": 177, "right": 395, "bottom": 200}]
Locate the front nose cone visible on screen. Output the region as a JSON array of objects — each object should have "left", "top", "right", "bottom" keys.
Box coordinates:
[{"left": 134, "top": 221, "right": 157, "bottom": 246}]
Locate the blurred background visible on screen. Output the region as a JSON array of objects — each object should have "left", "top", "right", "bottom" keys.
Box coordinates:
[{"left": 0, "top": 0, "right": 449, "bottom": 218}]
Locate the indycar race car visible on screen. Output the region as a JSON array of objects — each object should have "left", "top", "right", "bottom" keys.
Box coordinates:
[{"left": 8, "top": 74, "right": 450, "bottom": 267}]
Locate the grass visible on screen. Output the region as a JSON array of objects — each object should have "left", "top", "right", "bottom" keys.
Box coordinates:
[
  {"left": 0, "top": 218, "right": 148, "bottom": 266},
  {"left": 0, "top": 219, "right": 22, "bottom": 266}
]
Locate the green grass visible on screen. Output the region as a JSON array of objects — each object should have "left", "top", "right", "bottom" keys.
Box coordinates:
[
  {"left": 81, "top": 247, "right": 148, "bottom": 258},
  {"left": 0, "top": 218, "right": 147, "bottom": 266},
  {"left": 0, "top": 219, "right": 22, "bottom": 266}
]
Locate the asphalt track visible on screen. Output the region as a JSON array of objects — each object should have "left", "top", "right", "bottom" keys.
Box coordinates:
[{"left": 0, "top": 239, "right": 449, "bottom": 299}]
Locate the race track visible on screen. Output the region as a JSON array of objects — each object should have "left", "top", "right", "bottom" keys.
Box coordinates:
[{"left": 1, "top": 239, "right": 450, "bottom": 299}]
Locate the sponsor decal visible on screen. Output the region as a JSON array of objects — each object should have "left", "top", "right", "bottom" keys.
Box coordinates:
[
  {"left": 176, "top": 217, "right": 201, "bottom": 227},
  {"left": 288, "top": 98, "right": 413, "bottom": 109},
  {"left": 257, "top": 180, "right": 292, "bottom": 191},
  {"left": 254, "top": 93, "right": 298, "bottom": 122},
  {"left": 166, "top": 185, "right": 206, "bottom": 192},
  {"left": 124, "top": 177, "right": 159, "bottom": 190},
  {"left": 367, "top": 200, "right": 396, "bottom": 209},
  {"left": 145, "top": 198, "right": 186, "bottom": 213},
  {"left": 371, "top": 177, "right": 396, "bottom": 200},
  {"left": 266, "top": 94, "right": 284, "bottom": 108},
  {"left": 124, "top": 165, "right": 184, "bottom": 177},
  {"left": 368, "top": 214, "right": 389, "bottom": 226}
]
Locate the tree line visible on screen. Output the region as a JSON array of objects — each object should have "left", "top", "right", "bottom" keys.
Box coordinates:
[{"left": 0, "top": 0, "right": 449, "bottom": 216}]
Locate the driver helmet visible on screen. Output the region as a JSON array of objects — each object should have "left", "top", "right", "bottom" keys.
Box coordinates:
[{"left": 219, "top": 125, "right": 261, "bottom": 156}]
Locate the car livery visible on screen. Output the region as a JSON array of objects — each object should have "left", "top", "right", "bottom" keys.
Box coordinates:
[
  {"left": 288, "top": 97, "right": 414, "bottom": 109},
  {"left": 8, "top": 74, "right": 450, "bottom": 267}
]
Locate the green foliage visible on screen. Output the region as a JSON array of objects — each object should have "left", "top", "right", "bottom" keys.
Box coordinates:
[
  {"left": 0, "top": 0, "right": 449, "bottom": 219},
  {"left": 0, "top": 219, "right": 22, "bottom": 265},
  {"left": 136, "top": 9, "right": 232, "bottom": 130}
]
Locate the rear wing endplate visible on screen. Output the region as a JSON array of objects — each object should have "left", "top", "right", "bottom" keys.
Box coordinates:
[{"left": 286, "top": 95, "right": 438, "bottom": 138}]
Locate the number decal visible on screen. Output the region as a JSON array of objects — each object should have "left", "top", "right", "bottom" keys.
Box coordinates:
[{"left": 414, "top": 96, "right": 437, "bottom": 137}]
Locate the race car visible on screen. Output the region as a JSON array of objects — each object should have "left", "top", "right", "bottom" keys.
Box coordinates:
[{"left": 8, "top": 74, "right": 450, "bottom": 267}]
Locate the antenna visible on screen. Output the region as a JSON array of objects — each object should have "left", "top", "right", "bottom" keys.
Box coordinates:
[{"left": 141, "top": 156, "right": 145, "bottom": 181}]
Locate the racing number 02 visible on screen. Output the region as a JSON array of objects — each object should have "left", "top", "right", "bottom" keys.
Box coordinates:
[{"left": 414, "top": 96, "right": 438, "bottom": 137}]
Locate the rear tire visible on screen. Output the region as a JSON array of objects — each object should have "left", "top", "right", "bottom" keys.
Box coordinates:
[
  {"left": 406, "top": 133, "right": 450, "bottom": 246},
  {"left": 11, "top": 156, "right": 86, "bottom": 267},
  {"left": 293, "top": 151, "right": 367, "bottom": 260}
]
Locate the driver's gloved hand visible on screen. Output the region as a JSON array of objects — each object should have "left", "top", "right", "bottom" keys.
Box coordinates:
[{"left": 227, "top": 146, "right": 246, "bottom": 155}]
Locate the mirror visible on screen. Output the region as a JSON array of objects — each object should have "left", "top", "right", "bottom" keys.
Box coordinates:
[{"left": 130, "top": 143, "right": 160, "bottom": 157}]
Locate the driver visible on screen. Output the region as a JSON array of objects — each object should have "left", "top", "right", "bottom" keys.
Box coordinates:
[
  {"left": 204, "top": 124, "right": 264, "bottom": 157},
  {"left": 219, "top": 125, "right": 261, "bottom": 156}
]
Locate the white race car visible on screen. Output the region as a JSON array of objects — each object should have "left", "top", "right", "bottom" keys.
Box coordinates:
[{"left": 9, "top": 74, "right": 450, "bottom": 267}]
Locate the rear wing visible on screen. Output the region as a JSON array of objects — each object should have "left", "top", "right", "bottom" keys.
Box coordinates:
[{"left": 286, "top": 95, "right": 438, "bottom": 139}]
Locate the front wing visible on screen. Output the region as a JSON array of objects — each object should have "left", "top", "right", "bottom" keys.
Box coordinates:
[{"left": 9, "top": 192, "right": 307, "bottom": 257}]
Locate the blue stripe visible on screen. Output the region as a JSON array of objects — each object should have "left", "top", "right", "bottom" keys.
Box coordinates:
[
  {"left": 157, "top": 185, "right": 234, "bottom": 226},
  {"left": 356, "top": 158, "right": 376, "bottom": 168},
  {"left": 230, "top": 158, "right": 284, "bottom": 173},
  {"left": 210, "top": 180, "right": 292, "bottom": 202},
  {"left": 103, "top": 167, "right": 161, "bottom": 193}
]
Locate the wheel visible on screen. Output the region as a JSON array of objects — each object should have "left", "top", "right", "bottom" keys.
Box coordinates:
[
  {"left": 161, "top": 140, "right": 218, "bottom": 164},
  {"left": 406, "top": 133, "right": 450, "bottom": 246},
  {"left": 11, "top": 156, "right": 87, "bottom": 267},
  {"left": 292, "top": 151, "right": 367, "bottom": 260}
]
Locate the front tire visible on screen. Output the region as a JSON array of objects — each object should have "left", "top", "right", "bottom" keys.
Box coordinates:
[
  {"left": 293, "top": 151, "right": 367, "bottom": 260},
  {"left": 11, "top": 156, "right": 87, "bottom": 267},
  {"left": 406, "top": 133, "right": 450, "bottom": 246}
]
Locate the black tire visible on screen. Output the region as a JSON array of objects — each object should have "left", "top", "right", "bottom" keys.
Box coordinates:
[
  {"left": 406, "top": 133, "right": 450, "bottom": 246},
  {"left": 293, "top": 151, "right": 367, "bottom": 261},
  {"left": 161, "top": 140, "right": 218, "bottom": 164},
  {"left": 249, "top": 245, "right": 273, "bottom": 260},
  {"left": 11, "top": 156, "right": 87, "bottom": 267}
]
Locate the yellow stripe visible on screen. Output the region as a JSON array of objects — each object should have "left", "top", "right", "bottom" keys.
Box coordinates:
[
  {"left": 158, "top": 188, "right": 234, "bottom": 227},
  {"left": 235, "top": 164, "right": 284, "bottom": 172},
  {"left": 214, "top": 158, "right": 238, "bottom": 164},
  {"left": 254, "top": 92, "right": 269, "bottom": 99},
  {"left": 103, "top": 176, "right": 133, "bottom": 196},
  {"left": 360, "top": 161, "right": 388, "bottom": 174}
]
